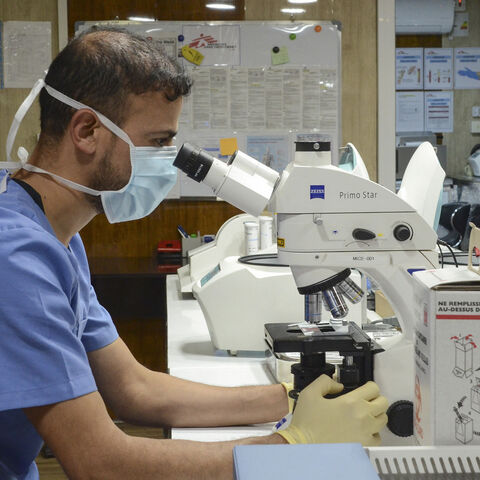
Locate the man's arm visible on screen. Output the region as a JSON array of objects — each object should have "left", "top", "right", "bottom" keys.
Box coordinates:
[
  {"left": 24, "top": 391, "right": 285, "bottom": 480},
  {"left": 87, "top": 338, "right": 289, "bottom": 428}
]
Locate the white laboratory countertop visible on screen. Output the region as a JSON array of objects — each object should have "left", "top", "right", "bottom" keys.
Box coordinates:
[{"left": 166, "top": 274, "right": 275, "bottom": 441}]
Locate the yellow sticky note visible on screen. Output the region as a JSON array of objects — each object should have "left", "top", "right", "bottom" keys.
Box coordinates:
[
  {"left": 271, "top": 46, "right": 290, "bottom": 66},
  {"left": 181, "top": 46, "right": 204, "bottom": 66},
  {"left": 219, "top": 138, "right": 238, "bottom": 156}
]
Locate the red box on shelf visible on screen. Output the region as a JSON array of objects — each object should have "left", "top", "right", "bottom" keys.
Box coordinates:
[{"left": 157, "top": 240, "right": 182, "bottom": 271}]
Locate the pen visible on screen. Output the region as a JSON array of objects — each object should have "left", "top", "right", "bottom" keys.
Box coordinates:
[{"left": 177, "top": 225, "right": 189, "bottom": 238}]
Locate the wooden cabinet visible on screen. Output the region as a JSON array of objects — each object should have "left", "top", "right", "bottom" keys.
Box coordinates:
[{"left": 90, "top": 257, "right": 168, "bottom": 372}]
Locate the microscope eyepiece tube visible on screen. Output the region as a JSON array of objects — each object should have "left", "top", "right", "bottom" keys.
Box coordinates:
[
  {"left": 174, "top": 142, "right": 280, "bottom": 217},
  {"left": 337, "top": 277, "right": 364, "bottom": 304},
  {"left": 173, "top": 142, "right": 216, "bottom": 183}
]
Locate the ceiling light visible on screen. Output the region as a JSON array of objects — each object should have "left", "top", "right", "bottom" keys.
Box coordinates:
[
  {"left": 281, "top": 8, "right": 306, "bottom": 14},
  {"left": 206, "top": 1, "right": 235, "bottom": 9},
  {"left": 127, "top": 16, "right": 155, "bottom": 22},
  {"left": 288, "top": 0, "right": 317, "bottom": 3}
]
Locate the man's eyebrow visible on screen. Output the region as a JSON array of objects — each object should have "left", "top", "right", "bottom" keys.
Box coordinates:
[{"left": 149, "top": 129, "right": 177, "bottom": 138}]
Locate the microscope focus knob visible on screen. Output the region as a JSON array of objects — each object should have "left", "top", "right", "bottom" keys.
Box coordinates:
[
  {"left": 386, "top": 400, "right": 413, "bottom": 437},
  {"left": 393, "top": 224, "right": 412, "bottom": 241}
]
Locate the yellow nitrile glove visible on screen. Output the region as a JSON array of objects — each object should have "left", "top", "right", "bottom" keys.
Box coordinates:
[
  {"left": 277, "top": 375, "right": 388, "bottom": 447},
  {"left": 281, "top": 382, "right": 295, "bottom": 413}
]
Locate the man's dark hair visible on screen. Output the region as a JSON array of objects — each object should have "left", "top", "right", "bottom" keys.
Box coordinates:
[{"left": 39, "top": 26, "right": 192, "bottom": 143}]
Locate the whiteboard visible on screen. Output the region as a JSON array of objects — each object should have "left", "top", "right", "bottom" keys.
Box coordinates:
[{"left": 77, "top": 21, "right": 341, "bottom": 198}]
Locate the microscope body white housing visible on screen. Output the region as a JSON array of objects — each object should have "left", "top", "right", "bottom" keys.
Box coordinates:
[
  {"left": 177, "top": 214, "right": 257, "bottom": 293},
  {"left": 174, "top": 140, "right": 444, "bottom": 445}
]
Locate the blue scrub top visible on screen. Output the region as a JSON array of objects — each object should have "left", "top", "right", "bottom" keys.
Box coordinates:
[{"left": 0, "top": 172, "right": 118, "bottom": 479}]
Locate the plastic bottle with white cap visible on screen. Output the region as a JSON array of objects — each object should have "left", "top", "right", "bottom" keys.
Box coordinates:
[
  {"left": 259, "top": 215, "right": 274, "bottom": 250},
  {"left": 244, "top": 221, "right": 259, "bottom": 255}
]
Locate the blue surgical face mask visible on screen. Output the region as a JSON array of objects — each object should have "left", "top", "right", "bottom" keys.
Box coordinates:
[{"left": 2, "top": 78, "right": 178, "bottom": 223}]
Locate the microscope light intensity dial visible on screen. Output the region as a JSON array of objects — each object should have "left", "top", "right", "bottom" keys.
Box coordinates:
[{"left": 393, "top": 224, "right": 412, "bottom": 242}]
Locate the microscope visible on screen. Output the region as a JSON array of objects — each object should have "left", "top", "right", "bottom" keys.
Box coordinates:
[{"left": 174, "top": 140, "right": 443, "bottom": 443}]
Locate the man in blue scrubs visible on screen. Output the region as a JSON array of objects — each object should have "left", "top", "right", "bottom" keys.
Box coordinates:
[{"left": 0, "top": 27, "right": 388, "bottom": 479}]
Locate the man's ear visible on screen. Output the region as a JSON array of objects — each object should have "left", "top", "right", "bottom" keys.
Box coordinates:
[{"left": 69, "top": 109, "right": 102, "bottom": 155}]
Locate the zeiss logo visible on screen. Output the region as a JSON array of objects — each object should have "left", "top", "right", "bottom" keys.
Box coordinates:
[{"left": 310, "top": 185, "right": 325, "bottom": 199}]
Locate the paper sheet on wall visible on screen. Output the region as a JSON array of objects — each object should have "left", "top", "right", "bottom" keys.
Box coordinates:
[
  {"left": 126, "top": 25, "right": 178, "bottom": 58},
  {"left": 396, "top": 91, "right": 424, "bottom": 132},
  {"left": 424, "top": 48, "right": 453, "bottom": 90},
  {"left": 230, "top": 67, "right": 248, "bottom": 129},
  {"left": 248, "top": 68, "right": 266, "bottom": 129},
  {"left": 454, "top": 48, "right": 480, "bottom": 90},
  {"left": 189, "top": 66, "right": 230, "bottom": 129},
  {"left": 182, "top": 25, "right": 240, "bottom": 66},
  {"left": 318, "top": 69, "right": 337, "bottom": 131},
  {"left": 425, "top": 91, "right": 453, "bottom": 133},
  {"left": 302, "top": 67, "right": 322, "bottom": 129},
  {"left": 396, "top": 48, "right": 424, "bottom": 90},
  {"left": 2, "top": 21, "right": 51, "bottom": 88},
  {"left": 265, "top": 67, "right": 283, "bottom": 128},
  {"left": 246, "top": 135, "right": 290, "bottom": 173}
]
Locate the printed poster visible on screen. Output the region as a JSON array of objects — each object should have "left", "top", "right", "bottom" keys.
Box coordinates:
[
  {"left": 425, "top": 91, "right": 453, "bottom": 133},
  {"left": 3, "top": 21, "right": 51, "bottom": 88},
  {"left": 396, "top": 48, "right": 423, "bottom": 90},
  {"left": 396, "top": 91, "right": 424, "bottom": 132},
  {"left": 424, "top": 48, "right": 453, "bottom": 90},
  {"left": 454, "top": 48, "right": 480, "bottom": 89}
]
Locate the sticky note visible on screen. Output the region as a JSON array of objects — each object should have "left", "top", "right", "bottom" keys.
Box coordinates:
[
  {"left": 219, "top": 138, "right": 238, "bottom": 156},
  {"left": 181, "top": 46, "right": 204, "bottom": 66},
  {"left": 271, "top": 46, "right": 289, "bottom": 66}
]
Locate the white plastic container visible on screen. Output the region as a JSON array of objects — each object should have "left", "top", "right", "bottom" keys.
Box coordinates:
[
  {"left": 259, "top": 216, "right": 273, "bottom": 250},
  {"left": 244, "top": 221, "right": 259, "bottom": 255}
]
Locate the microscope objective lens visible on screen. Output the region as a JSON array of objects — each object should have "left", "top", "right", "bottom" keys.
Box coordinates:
[
  {"left": 322, "top": 287, "right": 348, "bottom": 319},
  {"left": 304, "top": 294, "right": 323, "bottom": 324},
  {"left": 338, "top": 278, "right": 364, "bottom": 304}
]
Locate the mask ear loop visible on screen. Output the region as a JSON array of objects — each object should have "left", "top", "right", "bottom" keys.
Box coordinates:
[
  {"left": 4, "top": 78, "right": 45, "bottom": 169},
  {"left": 43, "top": 84, "right": 134, "bottom": 147}
]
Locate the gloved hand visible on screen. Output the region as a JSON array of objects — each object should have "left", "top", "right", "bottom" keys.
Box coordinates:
[
  {"left": 277, "top": 375, "right": 388, "bottom": 447},
  {"left": 281, "top": 382, "right": 295, "bottom": 413}
]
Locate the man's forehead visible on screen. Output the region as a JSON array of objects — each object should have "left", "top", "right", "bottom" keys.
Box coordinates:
[{"left": 124, "top": 91, "right": 182, "bottom": 122}]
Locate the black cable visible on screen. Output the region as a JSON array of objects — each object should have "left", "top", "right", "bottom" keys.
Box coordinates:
[
  {"left": 437, "top": 241, "right": 444, "bottom": 268},
  {"left": 437, "top": 239, "right": 459, "bottom": 268}
]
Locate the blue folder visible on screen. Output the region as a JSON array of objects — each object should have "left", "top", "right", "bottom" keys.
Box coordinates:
[{"left": 233, "top": 443, "right": 379, "bottom": 480}]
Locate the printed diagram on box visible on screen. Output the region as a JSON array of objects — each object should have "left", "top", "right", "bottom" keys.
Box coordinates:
[
  {"left": 453, "top": 405, "right": 474, "bottom": 444},
  {"left": 451, "top": 334, "right": 476, "bottom": 378},
  {"left": 450, "top": 334, "right": 480, "bottom": 444}
]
